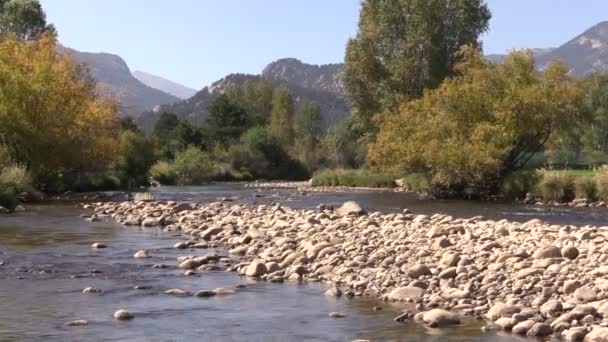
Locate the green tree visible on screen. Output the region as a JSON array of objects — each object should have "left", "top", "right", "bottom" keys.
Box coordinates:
[
  {"left": 293, "top": 101, "right": 323, "bottom": 168},
  {"left": 269, "top": 87, "right": 294, "bottom": 145},
  {"left": 153, "top": 112, "right": 180, "bottom": 144},
  {"left": 0, "top": 0, "right": 55, "bottom": 40},
  {"left": 368, "top": 47, "right": 584, "bottom": 197},
  {"left": 344, "top": 0, "right": 491, "bottom": 137},
  {"left": 118, "top": 130, "right": 156, "bottom": 189},
  {"left": 205, "top": 94, "right": 248, "bottom": 146},
  {"left": 226, "top": 80, "right": 274, "bottom": 126},
  {"left": 229, "top": 126, "right": 307, "bottom": 180}
]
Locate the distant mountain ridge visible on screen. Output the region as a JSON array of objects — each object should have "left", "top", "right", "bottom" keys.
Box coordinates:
[
  {"left": 63, "top": 47, "right": 180, "bottom": 116},
  {"left": 133, "top": 71, "right": 197, "bottom": 100},
  {"left": 138, "top": 58, "right": 350, "bottom": 131}
]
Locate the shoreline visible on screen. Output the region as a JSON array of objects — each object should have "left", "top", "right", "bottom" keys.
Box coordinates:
[{"left": 86, "top": 198, "right": 608, "bottom": 340}]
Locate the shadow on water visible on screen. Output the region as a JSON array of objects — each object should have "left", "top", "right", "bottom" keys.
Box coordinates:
[{"left": 0, "top": 184, "right": 595, "bottom": 341}]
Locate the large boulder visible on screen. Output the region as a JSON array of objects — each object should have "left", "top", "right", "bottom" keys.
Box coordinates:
[
  {"left": 337, "top": 201, "right": 365, "bottom": 216},
  {"left": 388, "top": 287, "right": 424, "bottom": 302},
  {"left": 534, "top": 246, "right": 562, "bottom": 259},
  {"left": 245, "top": 261, "right": 267, "bottom": 277},
  {"left": 422, "top": 309, "right": 460, "bottom": 327},
  {"left": 486, "top": 302, "right": 521, "bottom": 320}
]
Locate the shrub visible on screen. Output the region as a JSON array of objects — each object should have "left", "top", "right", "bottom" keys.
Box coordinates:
[
  {"left": 0, "top": 187, "right": 18, "bottom": 211},
  {"left": 536, "top": 171, "right": 576, "bottom": 203},
  {"left": 575, "top": 176, "right": 598, "bottom": 201},
  {"left": 397, "top": 173, "right": 432, "bottom": 193},
  {"left": 312, "top": 169, "right": 396, "bottom": 188},
  {"left": 0, "top": 164, "right": 33, "bottom": 193},
  {"left": 500, "top": 169, "right": 540, "bottom": 200},
  {"left": 596, "top": 166, "right": 608, "bottom": 201},
  {"left": 173, "top": 146, "right": 215, "bottom": 185},
  {"left": 149, "top": 161, "right": 177, "bottom": 185}
]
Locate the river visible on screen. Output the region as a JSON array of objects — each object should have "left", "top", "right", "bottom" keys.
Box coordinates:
[{"left": 0, "top": 184, "right": 604, "bottom": 341}]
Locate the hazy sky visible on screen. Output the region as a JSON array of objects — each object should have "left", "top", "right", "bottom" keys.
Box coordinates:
[{"left": 40, "top": 0, "right": 608, "bottom": 90}]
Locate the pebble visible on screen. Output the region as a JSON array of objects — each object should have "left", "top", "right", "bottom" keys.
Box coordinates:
[
  {"left": 113, "top": 309, "right": 133, "bottom": 320},
  {"left": 64, "top": 320, "right": 88, "bottom": 326},
  {"left": 133, "top": 250, "right": 149, "bottom": 258}
]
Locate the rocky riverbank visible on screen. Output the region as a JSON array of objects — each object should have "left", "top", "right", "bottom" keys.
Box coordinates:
[{"left": 86, "top": 199, "right": 608, "bottom": 341}]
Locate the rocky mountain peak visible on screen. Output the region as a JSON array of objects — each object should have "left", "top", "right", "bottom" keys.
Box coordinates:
[{"left": 262, "top": 58, "right": 345, "bottom": 95}]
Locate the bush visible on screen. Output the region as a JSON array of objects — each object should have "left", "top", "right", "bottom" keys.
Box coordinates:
[
  {"left": 596, "top": 166, "right": 608, "bottom": 201},
  {"left": 575, "top": 176, "right": 598, "bottom": 201},
  {"left": 397, "top": 173, "right": 431, "bottom": 193},
  {"left": 0, "top": 187, "right": 18, "bottom": 211},
  {"left": 500, "top": 169, "right": 540, "bottom": 200},
  {"left": 149, "top": 161, "right": 177, "bottom": 185},
  {"left": 229, "top": 127, "right": 309, "bottom": 180},
  {"left": 536, "top": 171, "right": 576, "bottom": 203},
  {"left": 0, "top": 164, "right": 33, "bottom": 193},
  {"left": 312, "top": 169, "right": 396, "bottom": 188},
  {"left": 173, "top": 146, "right": 216, "bottom": 185}
]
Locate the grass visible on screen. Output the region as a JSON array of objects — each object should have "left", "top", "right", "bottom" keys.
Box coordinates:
[{"left": 311, "top": 169, "right": 397, "bottom": 188}]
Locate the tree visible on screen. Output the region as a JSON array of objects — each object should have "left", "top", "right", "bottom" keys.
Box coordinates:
[
  {"left": 344, "top": 0, "right": 491, "bottom": 137},
  {"left": 226, "top": 80, "right": 274, "bottom": 126},
  {"left": 0, "top": 0, "right": 55, "bottom": 40},
  {"left": 293, "top": 101, "right": 323, "bottom": 168},
  {"left": 117, "top": 130, "right": 156, "bottom": 189},
  {"left": 205, "top": 94, "right": 248, "bottom": 146},
  {"left": 153, "top": 112, "right": 180, "bottom": 144},
  {"left": 368, "top": 47, "right": 584, "bottom": 197},
  {"left": 0, "top": 33, "right": 119, "bottom": 180},
  {"left": 269, "top": 87, "right": 294, "bottom": 145}
]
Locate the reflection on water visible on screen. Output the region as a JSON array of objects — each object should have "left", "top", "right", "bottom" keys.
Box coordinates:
[{"left": 0, "top": 184, "right": 595, "bottom": 341}]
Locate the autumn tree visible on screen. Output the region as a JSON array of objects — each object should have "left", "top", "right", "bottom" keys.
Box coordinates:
[
  {"left": 368, "top": 47, "right": 584, "bottom": 197},
  {"left": 0, "top": 33, "right": 119, "bottom": 180},
  {"left": 344, "top": 0, "right": 491, "bottom": 137},
  {"left": 269, "top": 86, "right": 294, "bottom": 145}
]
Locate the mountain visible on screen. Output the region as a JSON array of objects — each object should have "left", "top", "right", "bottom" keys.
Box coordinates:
[
  {"left": 133, "top": 71, "right": 197, "bottom": 100},
  {"left": 536, "top": 21, "right": 608, "bottom": 76},
  {"left": 138, "top": 58, "right": 349, "bottom": 131},
  {"left": 63, "top": 48, "right": 180, "bottom": 116}
]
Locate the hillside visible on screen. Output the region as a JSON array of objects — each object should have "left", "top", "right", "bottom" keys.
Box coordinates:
[
  {"left": 133, "top": 70, "right": 197, "bottom": 100},
  {"left": 63, "top": 48, "right": 180, "bottom": 116}
]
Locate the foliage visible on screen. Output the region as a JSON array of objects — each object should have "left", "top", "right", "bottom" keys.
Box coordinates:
[
  {"left": 149, "top": 161, "right": 177, "bottom": 185},
  {"left": 293, "top": 101, "right": 323, "bottom": 169},
  {"left": 228, "top": 126, "right": 307, "bottom": 180},
  {"left": 397, "top": 173, "right": 431, "bottom": 194},
  {"left": 0, "top": 163, "right": 32, "bottom": 192},
  {"left": 575, "top": 176, "right": 598, "bottom": 201},
  {"left": 344, "top": 0, "right": 491, "bottom": 137},
  {"left": 0, "top": 186, "right": 17, "bottom": 210},
  {"left": 225, "top": 80, "right": 274, "bottom": 126},
  {"left": 269, "top": 87, "right": 294, "bottom": 145},
  {"left": 320, "top": 118, "right": 365, "bottom": 169},
  {"left": 535, "top": 171, "right": 576, "bottom": 203},
  {"left": 0, "top": 0, "right": 55, "bottom": 40},
  {"left": 205, "top": 94, "right": 249, "bottom": 146},
  {"left": 153, "top": 112, "right": 180, "bottom": 144},
  {"left": 117, "top": 131, "right": 156, "bottom": 188},
  {"left": 172, "top": 146, "right": 215, "bottom": 185},
  {"left": 0, "top": 33, "right": 119, "bottom": 182},
  {"left": 368, "top": 47, "right": 584, "bottom": 197},
  {"left": 596, "top": 166, "right": 608, "bottom": 201},
  {"left": 311, "top": 169, "right": 396, "bottom": 188},
  {"left": 500, "top": 169, "right": 540, "bottom": 200}
]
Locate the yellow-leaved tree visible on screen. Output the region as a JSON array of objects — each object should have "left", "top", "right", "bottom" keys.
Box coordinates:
[
  {"left": 0, "top": 33, "right": 119, "bottom": 181},
  {"left": 368, "top": 46, "right": 584, "bottom": 197}
]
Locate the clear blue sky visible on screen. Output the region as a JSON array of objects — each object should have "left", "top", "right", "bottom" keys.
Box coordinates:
[{"left": 40, "top": 0, "right": 608, "bottom": 90}]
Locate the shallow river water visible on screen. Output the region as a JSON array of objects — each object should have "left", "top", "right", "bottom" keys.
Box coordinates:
[{"left": 0, "top": 184, "right": 606, "bottom": 341}]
